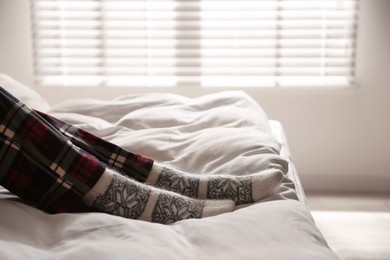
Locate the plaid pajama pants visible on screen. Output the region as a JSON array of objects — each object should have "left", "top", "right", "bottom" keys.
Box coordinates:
[{"left": 0, "top": 87, "right": 153, "bottom": 213}]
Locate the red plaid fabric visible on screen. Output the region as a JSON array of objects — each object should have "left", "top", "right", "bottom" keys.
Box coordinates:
[
  {"left": 37, "top": 111, "right": 153, "bottom": 183},
  {"left": 0, "top": 87, "right": 153, "bottom": 213}
]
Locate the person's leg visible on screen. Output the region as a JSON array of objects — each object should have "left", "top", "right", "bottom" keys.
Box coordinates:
[
  {"left": 146, "top": 163, "right": 285, "bottom": 205},
  {"left": 0, "top": 87, "right": 105, "bottom": 212},
  {"left": 36, "top": 109, "right": 285, "bottom": 205},
  {"left": 0, "top": 87, "right": 233, "bottom": 223},
  {"left": 84, "top": 168, "right": 234, "bottom": 224},
  {"left": 0, "top": 134, "right": 90, "bottom": 212},
  {"left": 36, "top": 110, "right": 153, "bottom": 183}
]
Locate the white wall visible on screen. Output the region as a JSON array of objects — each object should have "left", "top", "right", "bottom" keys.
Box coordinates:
[
  {"left": 0, "top": 0, "right": 389, "bottom": 192},
  {"left": 0, "top": 0, "right": 34, "bottom": 86}
]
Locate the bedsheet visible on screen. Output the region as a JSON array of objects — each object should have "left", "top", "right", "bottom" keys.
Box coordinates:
[{"left": 0, "top": 91, "right": 337, "bottom": 259}]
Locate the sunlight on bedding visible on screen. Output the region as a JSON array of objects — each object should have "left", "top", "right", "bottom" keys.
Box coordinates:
[{"left": 312, "top": 211, "right": 390, "bottom": 260}]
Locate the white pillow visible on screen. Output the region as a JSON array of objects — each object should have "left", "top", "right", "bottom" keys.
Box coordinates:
[{"left": 0, "top": 73, "right": 50, "bottom": 112}]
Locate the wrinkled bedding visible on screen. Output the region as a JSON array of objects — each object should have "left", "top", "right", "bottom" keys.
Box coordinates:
[{"left": 0, "top": 91, "right": 337, "bottom": 259}]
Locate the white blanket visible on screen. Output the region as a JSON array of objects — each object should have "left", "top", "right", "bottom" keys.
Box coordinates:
[{"left": 0, "top": 91, "right": 337, "bottom": 259}]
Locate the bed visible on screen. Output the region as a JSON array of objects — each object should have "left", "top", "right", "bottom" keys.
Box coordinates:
[{"left": 0, "top": 74, "right": 337, "bottom": 259}]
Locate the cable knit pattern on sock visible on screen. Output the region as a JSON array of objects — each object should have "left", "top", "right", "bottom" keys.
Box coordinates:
[
  {"left": 147, "top": 163, "right": 283, "bottom": 205},
  {"left": 84, "top": 169, "right": 235, "bottom": 224}
]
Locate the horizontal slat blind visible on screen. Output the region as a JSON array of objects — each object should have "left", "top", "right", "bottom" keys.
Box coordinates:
[{"left": 31, "top": 0, "right": 359, "bottom": 87}]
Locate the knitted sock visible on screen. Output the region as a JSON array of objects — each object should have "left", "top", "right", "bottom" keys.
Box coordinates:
[
  {"left": 146, "top": 163, "right": 284, "bottom": 205},
  {"left": 83, "top": 168, "right": 235, "bottom": 224}
]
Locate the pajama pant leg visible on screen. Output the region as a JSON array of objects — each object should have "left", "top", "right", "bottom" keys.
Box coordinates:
[
  {"left": 0, "top": 87, "right": 106, "bottom": 213},
  {"left": 36, "top": 111, "right": 154, "bottom": 183}
]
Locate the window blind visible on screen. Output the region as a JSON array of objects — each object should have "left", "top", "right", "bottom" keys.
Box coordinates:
[{"left": 31, "top": 0, "right": 359, "bottom": 88}]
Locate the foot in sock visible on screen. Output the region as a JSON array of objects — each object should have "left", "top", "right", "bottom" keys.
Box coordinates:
[
  {"left": 83, "top": 169, "right": 235, "bottom": 224},
  {"left": 146, "top": 163, "right": 284, "bottom": 205}
]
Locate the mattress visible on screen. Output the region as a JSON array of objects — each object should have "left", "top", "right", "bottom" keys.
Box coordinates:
[{"left": 0, "top": 87, "right": 337, "bottom": 259}]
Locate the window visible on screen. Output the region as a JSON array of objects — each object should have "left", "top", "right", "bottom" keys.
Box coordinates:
[{"left": 31, "top": 0, "right": 359, "bottom": 88}]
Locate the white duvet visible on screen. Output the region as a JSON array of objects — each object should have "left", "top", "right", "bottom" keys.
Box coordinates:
[{"left": 0, "top": 91, "right": 337, "bottom": 259}]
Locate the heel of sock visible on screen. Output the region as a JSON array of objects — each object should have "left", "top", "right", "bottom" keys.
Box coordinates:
[{"left": 202, "top": 199, "right": 235, "bottom": 217}]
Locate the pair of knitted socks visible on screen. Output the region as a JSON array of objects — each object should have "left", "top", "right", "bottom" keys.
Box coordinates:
[{"left": 83, "top": 163, "right": 283, "bottom": 224}]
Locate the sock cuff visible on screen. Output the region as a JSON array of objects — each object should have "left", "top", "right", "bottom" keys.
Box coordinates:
[
  {"left": 145, "top": 163, "right": 163, "bottom": 185},
  {"left": 83, "top": 168, "right": 116, "bottom": 207}
]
